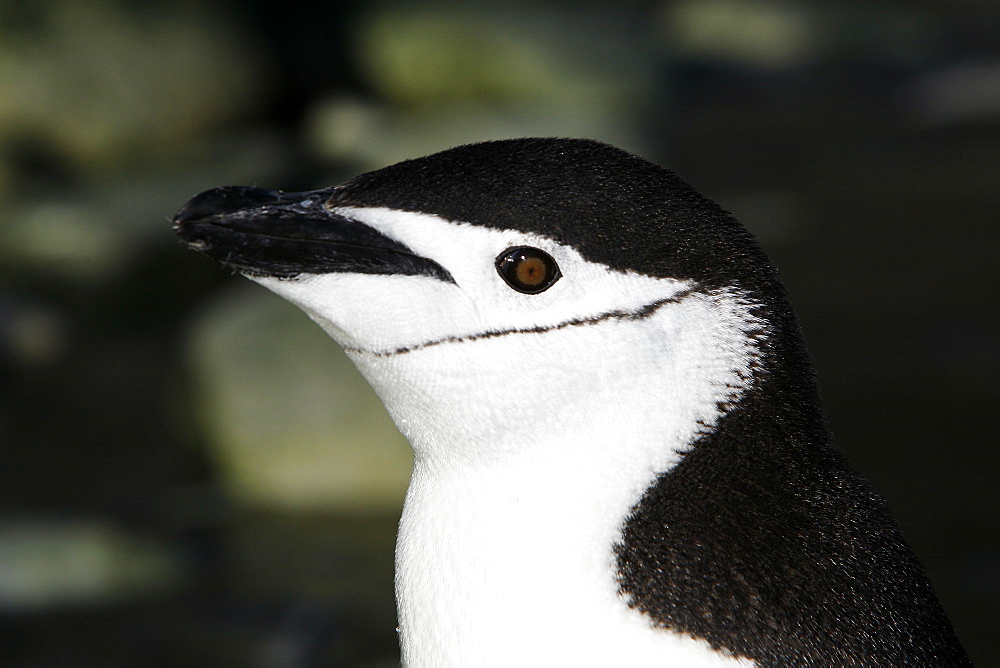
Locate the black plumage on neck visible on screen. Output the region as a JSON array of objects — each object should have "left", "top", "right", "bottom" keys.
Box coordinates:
[{"left": 615, "top": 286, "right": 970, "bottom": 667}]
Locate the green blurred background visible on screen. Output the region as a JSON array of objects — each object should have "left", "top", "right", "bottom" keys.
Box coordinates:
[{"left": 1, "top": 1, "right": 997, "bottom": 665}]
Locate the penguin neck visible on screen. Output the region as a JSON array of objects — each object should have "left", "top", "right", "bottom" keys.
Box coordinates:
[
  {"left": 348, "top": 287, "right": 766, "bottom": 666},
  {"left": 392, "top": 415, "right": 754, "bottom": 667}
]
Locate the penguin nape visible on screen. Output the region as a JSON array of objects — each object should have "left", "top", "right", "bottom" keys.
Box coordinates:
[{"left": 173, "top": 138, "right": 971, "bottom": 667}]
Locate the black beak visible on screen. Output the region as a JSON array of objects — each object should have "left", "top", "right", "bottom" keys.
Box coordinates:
[{"left": 172, "top": 186, "right": 454, "bottom": 283}]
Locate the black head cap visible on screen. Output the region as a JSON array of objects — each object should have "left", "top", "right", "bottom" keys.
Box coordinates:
[{"left": 333, "top": 138, "right": 776, "bottom": 294}]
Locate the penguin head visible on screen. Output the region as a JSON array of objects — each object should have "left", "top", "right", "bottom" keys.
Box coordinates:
[{"left": 174, "top": 139, "right": 774, "bottom": 464}]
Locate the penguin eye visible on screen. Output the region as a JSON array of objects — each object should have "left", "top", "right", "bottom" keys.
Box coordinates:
[{"left": 495, "top": 246, "right": 561, "bottom": 294}]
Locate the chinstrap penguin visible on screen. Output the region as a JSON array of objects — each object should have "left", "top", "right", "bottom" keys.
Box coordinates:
[{"left": 173, "top": 138, "right": 971, "bottom": 666}]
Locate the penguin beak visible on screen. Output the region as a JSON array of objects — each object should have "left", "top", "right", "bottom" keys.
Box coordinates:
[{"left": 172, "top": 186, "right": 454, "bottom": 283}]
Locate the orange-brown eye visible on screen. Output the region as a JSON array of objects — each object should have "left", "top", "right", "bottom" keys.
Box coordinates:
[{"left": 495, "top": 246, "right": 560, "bottom": 294}]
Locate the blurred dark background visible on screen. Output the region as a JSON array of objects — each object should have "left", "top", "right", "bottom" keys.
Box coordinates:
[{"left": 1, "top": 1, "right": 997, "bottom": 665}]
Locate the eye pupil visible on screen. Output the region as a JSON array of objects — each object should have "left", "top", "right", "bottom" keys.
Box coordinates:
[
  {"left": 496, "top": 246, "right": 561, "bottom": 294},
  {"left": 518, "top": 259, "right": 543, "bottom": 284}
]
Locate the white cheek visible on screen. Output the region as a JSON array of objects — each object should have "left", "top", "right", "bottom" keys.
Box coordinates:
[
  {"left": 342, "top": 289, "right": 761, "bottom": 468},
  {"left": 249, "top": 272, "right": 483, "bottom": 351},
  {"left": 256, "top": 206, "right": 696, "bottom": 356}
]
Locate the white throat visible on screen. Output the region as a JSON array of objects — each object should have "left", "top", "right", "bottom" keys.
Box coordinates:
[{"left": 350, "top": 289, "right": 762, "bottom": 667}]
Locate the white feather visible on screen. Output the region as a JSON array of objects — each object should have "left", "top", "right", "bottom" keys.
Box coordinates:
[{"left": 251, "top": 207, "right": 763, "bottom": 667}]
